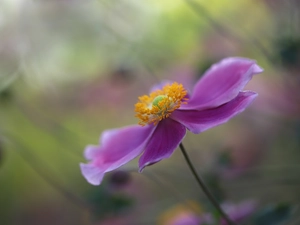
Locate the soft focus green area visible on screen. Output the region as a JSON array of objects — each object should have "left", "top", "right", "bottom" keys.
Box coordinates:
[{"left": 0, "top": 0, "right": 300, "bottom": 225}]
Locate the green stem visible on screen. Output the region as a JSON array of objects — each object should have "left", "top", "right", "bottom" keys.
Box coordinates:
[{"left": 179, "top": 143, "right": 237, "bottom": 225}]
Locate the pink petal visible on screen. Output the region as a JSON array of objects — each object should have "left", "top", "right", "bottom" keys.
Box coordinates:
[
  {"left": 221, "top": 200, "right": 257, "bottom": 225},
  {"left": 180, "top": 57, "right": 263, "bottom": 110},
  {"left": 80, "top": 163, "right": 105, "bottom": 186},
  {"left": 80, "top": 124, "right": 155, "bottom": 185},
  {"left": 168, "top": 213, "right": 201, "bottom": 225},
  {"left": 139, "top": 118, "right": 186, "bottom": 172},
  {"left": 171, "top": 91, "right": 257, "bottom": 134},
  {"left": 84, "top": 145, "right": 100, "bottom": 160}
]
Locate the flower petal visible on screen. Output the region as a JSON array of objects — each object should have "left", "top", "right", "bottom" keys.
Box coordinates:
[
  {"left": 139, "top": 118, "right": 186, "bottom": 171},
  {"left": 221, "top": 200, "right": 257, "bottom": 225},
  {"left": 180, "top": 57, "right": 263, "bottom": 110},
  {"left": 80, "top": 163, "right": 105, "bottom": 185},
  {"left": 171, "top": 91, "right": 257, "bottom": 134},
  {"left": 84, "top": 145, "right": 100, "bottom": 160},
  {"left": 80, "top": 124, "right": 155, "bottom": 185}
]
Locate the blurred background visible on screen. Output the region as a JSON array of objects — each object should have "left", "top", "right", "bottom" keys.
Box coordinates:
[{"left": 0, "top": 0, "right": 299, "bottom": 224}]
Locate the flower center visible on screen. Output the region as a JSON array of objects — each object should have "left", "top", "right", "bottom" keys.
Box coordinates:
[
  {"left": 152, "top": 95, "right": 167, "bottom": 108},
  {"left": 135, "top": 82, "right": 188, "bottom": 126}
]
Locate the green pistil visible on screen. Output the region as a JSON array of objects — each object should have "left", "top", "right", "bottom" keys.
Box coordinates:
[{"left": 152, "top": 95, "right": 166, "bottom": 107}]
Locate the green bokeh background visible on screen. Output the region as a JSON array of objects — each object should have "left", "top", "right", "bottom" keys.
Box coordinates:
[{"left": 0, "top": 0, "right": 299, "bottom": 224}]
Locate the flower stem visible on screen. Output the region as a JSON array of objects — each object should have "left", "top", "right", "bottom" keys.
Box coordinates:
[{"left": 179, "top": 143, "right": 237, "bottom": 225}]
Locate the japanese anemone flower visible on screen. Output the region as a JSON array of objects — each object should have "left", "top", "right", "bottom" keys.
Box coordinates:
[{"left": 80, "top": 57, "right": 263, "bottom": 185}]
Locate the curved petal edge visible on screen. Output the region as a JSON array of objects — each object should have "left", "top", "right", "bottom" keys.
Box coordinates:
[
  {"left": 180, "top": 57, "right": 263, "bottom": 110},
  {"left": 138, "top": 118, "right": 186, "bottom": 172},
  {"left": 172, "top": 91, "right": 258, "bottom": 134},
  {"left": 80, "top": 124, "right": 155, "bottom": 185},
  {"left": 80, "top": 163, "right": 105, "bottom": 186}
]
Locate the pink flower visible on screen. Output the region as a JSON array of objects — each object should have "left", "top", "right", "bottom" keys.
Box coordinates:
[
  {"left": 80, "top": 57, "right": 263, "bottom": 185},
  {"left": 221, "top": 200, "right": 257, "bottom": 225},
  {"left": 158, "top": 200, "right": 256, "bottom": 225},
  {"left": 164, "top": 212, "right": 203, "bottom": 225},
  {"left": 157, "top": 201, "right": 212, "bottom": 225}
]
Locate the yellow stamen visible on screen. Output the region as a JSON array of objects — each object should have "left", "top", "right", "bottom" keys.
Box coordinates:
[{"left": 135, "top": 82, "right": 188, "bottom": 126}]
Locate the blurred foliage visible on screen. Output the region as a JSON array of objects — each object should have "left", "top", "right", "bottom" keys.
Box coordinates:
[
  {"left": 86, "top": 184, "right": 134, "bottom": 220},
  {"left": 253, "top": 203, "right": 293, "bottom": 225},
  {"left": 276, "top": 37, "right": 300, "bottom": 68}
]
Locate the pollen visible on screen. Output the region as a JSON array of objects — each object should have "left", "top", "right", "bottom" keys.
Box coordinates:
[{"left": 135, "top": 82, "right": 188, "bottom": 126}]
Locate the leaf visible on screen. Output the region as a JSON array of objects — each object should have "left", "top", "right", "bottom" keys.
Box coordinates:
[{"left": 253, "top": 203, "right": 293, "bottom": 225}]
